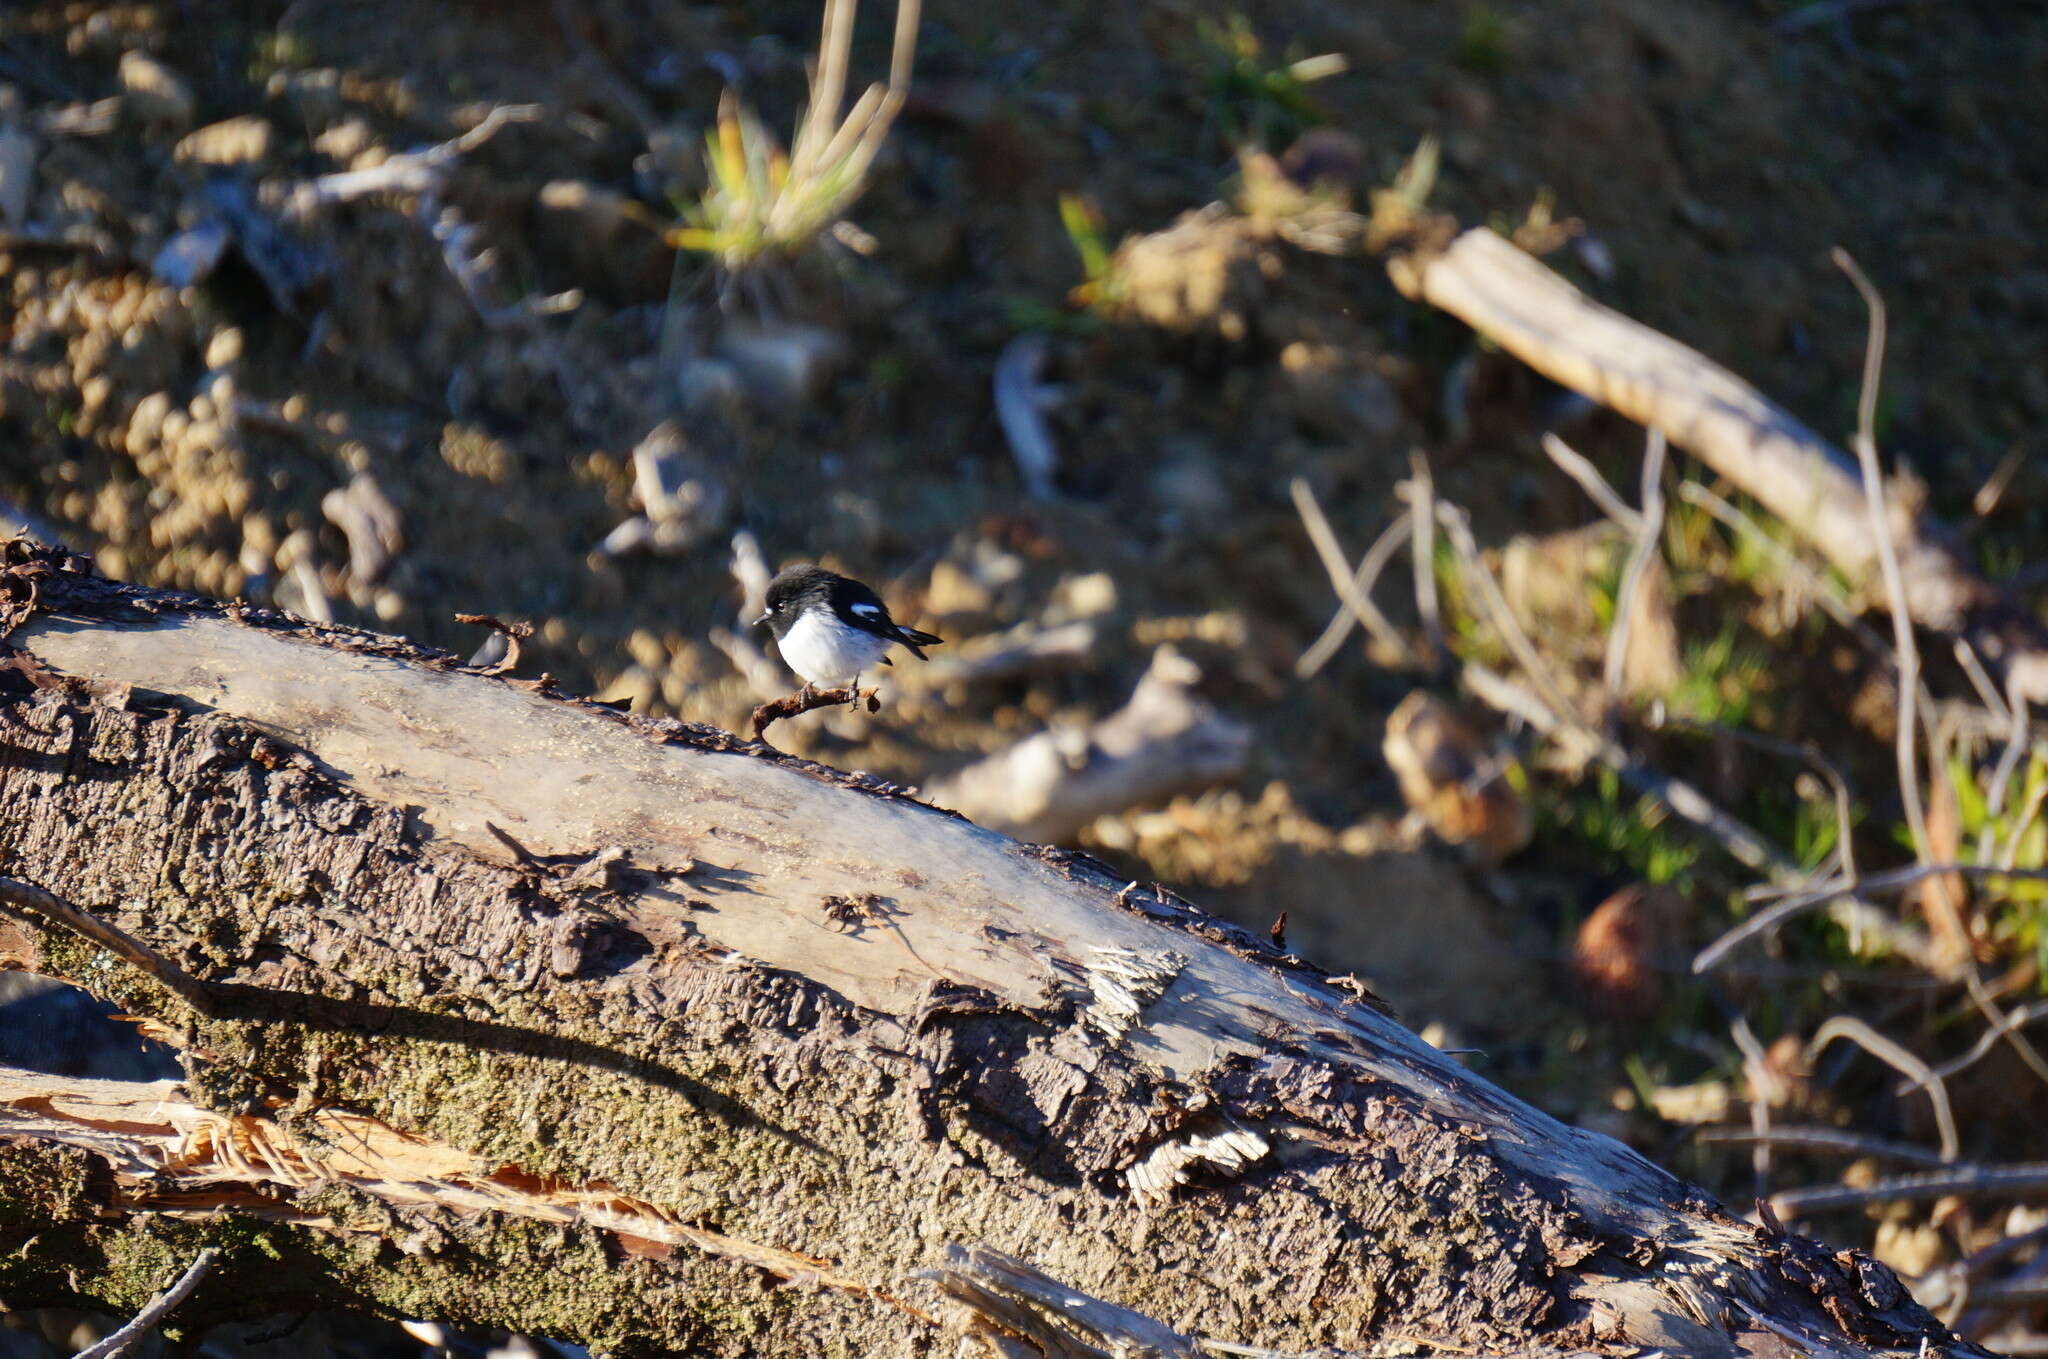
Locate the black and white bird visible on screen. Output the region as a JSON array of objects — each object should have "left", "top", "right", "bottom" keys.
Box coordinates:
[{"left": 753, "top": 564, "right": 943, "bottom": 696}]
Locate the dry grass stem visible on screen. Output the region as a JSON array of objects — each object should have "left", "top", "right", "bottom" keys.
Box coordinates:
[
  {"left": 1291, "top": 477, "right": 1411, "bottom": 666},
  {"left": 1296, "top": 508, "right": 1412, "bottom": 677},
  {"left": 1603, "top": 428, "right": 1667, "bottom": 704},
  {"left": 1403, "top": 452, "right": 1447, "bottom": 664},
  {"left": 1541, "top": 432, "right": 1643, "bottom": 534}
]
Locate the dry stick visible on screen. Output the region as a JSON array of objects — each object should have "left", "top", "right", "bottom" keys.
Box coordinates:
[
  {"left": 1651, "top": 718, "right": 1858, "bottom": 884},
  {"left": 1731, "top": 1298, "right": 1859, "bottom": 1359},
  {"left": 1390, "top": 229, "right": 2042, "bottom": 698},
  {"left": 1770, "top": 1162, "right": 2048, "bottom": 1219},
  {"left": 72, "top": 1247, "right": 220, "bottom": 1359},
  {"left": 1807, "top": 1014, "right": 1958, "bottom": 1161},
  {"left": 1541, "top": 432, "right": 1644, "bottom": 535},
  {"left": 1296, "top": 508, "right": 1412, "bottom": 678},
  {"left": 1954, "top": 637, "right": 2012, "bottom": 729},
  {"left": 1729, "top": 1016, "right": 1778, "bottom": 1199},
  {"left": 0, "top": 875, "right": 213, "bottom": 1016},
  {"left": 1436, "top": 502, "right": 1788, "bottom": 873},
  {"left": 1459, "top": 655, "right": 1938, "bottom": 967},
  {"left": 1697, "top": 862, "right": 2048, "bottom": 972},
  {"left": 1836, "top": 248, "right": 1933, "bottom": 873},
  {"left": 752, "top": 686, "right": 880, "bottom": 741},
  {"left": 1603, "top": 428, "right": 1668, "bottom": 703},
  {"left": 1696, "top": 1124, "right": 1950, "bottom": 1169},
  {"left": 1460, "top": 661, "right": 1773, "bottom": 876},
  {"left": 1289, "top": 478, "right": 1411, "bottom": 665},
  {"left": 1904, "top": 999, "right": 2048, "bottom": 1094}
]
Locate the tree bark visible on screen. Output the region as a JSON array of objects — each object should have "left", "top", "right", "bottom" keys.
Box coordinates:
[{"left": 0, "top": 544, "right": 1965, "bottom": 1358}]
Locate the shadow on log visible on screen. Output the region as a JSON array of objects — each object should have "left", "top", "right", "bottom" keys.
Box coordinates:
[{"left": 0, "top": 542, "right": 1972, "bottom": 1358}]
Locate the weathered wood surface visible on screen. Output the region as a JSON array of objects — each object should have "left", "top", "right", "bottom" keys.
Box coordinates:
[{"left": 0, "top": 546, "right": 1966, "bottom": 1357}]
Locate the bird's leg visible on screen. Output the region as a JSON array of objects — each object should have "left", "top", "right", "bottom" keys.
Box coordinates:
[{"left": 845, "top": 675, "right": 860, "bottom": 708}]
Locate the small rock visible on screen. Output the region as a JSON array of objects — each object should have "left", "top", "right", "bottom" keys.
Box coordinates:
[
  {"left": 1381, "top": 690, "right": 1531, "bottom": 866},
  {"left": 715, "top": 321, "right": 844, "bottom": 409},
  {"left": 311, "top": 117, "right": 374, "bottom": 164},
  {"left": 174, "top": 115, "right": 274, "bottom": 166},
  {"left": 118, "top": 51, "right": 196, "bottom": 129},
  {"left": 203, "top": 327, "right": 245, "bottom": 371},
  {"left": 321, "top": 473, "right": 402, "bottom": 593},
  {"left": 1571, "top": 884, "right": 1687, "bottom": 1022}
]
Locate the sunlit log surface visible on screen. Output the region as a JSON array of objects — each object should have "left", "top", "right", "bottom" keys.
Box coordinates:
[{"left": 0, "top": 545, "right": 1969, "bottom": 1357}]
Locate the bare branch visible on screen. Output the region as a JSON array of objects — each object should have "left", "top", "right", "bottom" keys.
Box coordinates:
[
  {"left": 0, "top": 875, "right": 213, "bottom": 1016},
  {"left": 1807, "top": 1015, "right": 1957, "bottom": 1162},
  {"left": 1770, "top": 1162, "right": 2048, "bottom": 1219},
  {"left": 1695, "top": 1125, "right": 1950, "bottom": 1169},
  {"left": 72, "top": 1247, "right": 220, "bottom": 1359}
]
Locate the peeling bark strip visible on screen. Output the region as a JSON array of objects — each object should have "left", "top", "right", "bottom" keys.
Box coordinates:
[
  {"left": 0, "top": 546, "right": 1968, "bottom": 1355},
  {"left": 1388, "top": 229, "right": 2048, "bottom": 703}
]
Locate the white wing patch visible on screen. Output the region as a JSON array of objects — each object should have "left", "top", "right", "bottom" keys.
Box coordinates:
[{"left": 850, "top": 602, "right": 886, "bottom": 621}]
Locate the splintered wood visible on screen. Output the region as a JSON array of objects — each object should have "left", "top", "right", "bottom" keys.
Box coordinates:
[{"left": 0, "top": 1064, "right": 918, "bottom": 1315}]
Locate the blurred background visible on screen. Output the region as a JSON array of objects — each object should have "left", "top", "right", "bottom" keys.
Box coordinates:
[{"left": 2, "top": 0, "right": 2046, "bottom": 1353}]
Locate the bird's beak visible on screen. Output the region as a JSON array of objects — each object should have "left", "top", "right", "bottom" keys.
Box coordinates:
[{"left": 750, "top": 611, "right": 770, "bottom": 628}]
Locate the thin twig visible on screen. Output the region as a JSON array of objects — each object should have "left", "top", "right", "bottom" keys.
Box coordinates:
[
  {"left": 1770, "top": 1162, "right": 2048, "bottom": 1218},
  {"left": 1954, "top": 638, "right": 2012, "bottom": 728},
  {"left": 752, "top": 685, "right": 880, "bottom": 742},
  {"left": 1649, "top": 718, "right": 1857, "bottom": 883},
  {"left": 1903, "top": 999, "right": 2048, "bottom": 1094},
  {"left": 1835, "top": 250, "right": 1930, "bottom": 871},
  {"left": 1296, "top": 509, "right": 1411, "bottom": 678},
  {"left": 1542, "top": 432, "right": 1643, "bottom": 534},
  {"left": 1461, "top": 662, "right": 1778, "bottom": 877},
  {"left": 1807, "top": 1015, "right": 1957, "bottom": 1161},
  {"left": 1291, "top": 478, "right": 1411, "bottom": 664},
  {"left": 1696, "top": 1124, "right": 1950, "bottom": 1168},
  {"left": 1730, "top": 1016, "right": 1778, "bottom": 1199},
  {"left": 1731, "top": 1298, "right": 1857, "bottom": 1359},
  {"left": 0, "top": 876, "right": 213, "bottom": 1016},
  {"left": 72, "top": 1247, "right": 220, "bottom": 1359},
  {"left": 1604, "top": 428, "right": 1667, "bottom": 703},
  {"left": 1696, "top": 861, "right": 2048, "bottom": 973}
]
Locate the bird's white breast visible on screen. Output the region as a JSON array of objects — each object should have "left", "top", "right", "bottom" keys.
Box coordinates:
[{"left": 777, "top": 609, "right": 890, "bottom": 686}]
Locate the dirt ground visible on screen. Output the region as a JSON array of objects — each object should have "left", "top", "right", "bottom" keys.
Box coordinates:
[{"left": 3, "top": 0, "right": 2047, "bottom": 1325}]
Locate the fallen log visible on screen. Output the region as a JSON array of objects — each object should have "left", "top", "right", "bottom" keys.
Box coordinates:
[
  {"left": 0, "top": 543, "right": 1965, "bottom": 1357},
  {"left": 1389, "top": 227, "right": 2048, "bottom": 705}
]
